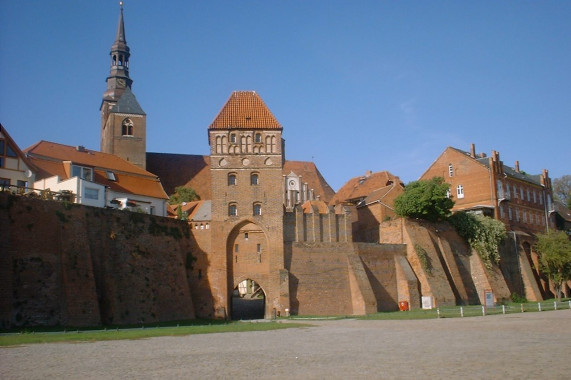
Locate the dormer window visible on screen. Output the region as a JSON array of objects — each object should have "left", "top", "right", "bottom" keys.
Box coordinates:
[
  {"left": 106, "top": 171, "right": 116, "bottom": 181},
  {"left": 71, "top": 165, "right": 93, "bottom": 181}
]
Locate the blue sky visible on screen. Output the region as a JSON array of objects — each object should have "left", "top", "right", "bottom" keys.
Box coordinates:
[{"left": 1, "top": 1, "right": 569, "bottom": 192}]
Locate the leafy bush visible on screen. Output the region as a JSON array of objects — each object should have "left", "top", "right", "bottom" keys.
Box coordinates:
[
  {"left": 449, "top": 212, "right": 506, "bottom": 268},
  {"left": 394, "top": 177, "right": 454, "bottom": 222}
]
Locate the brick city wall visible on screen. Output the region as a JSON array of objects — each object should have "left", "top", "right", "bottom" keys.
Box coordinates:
[{"left": 0, "top": 193, "right": 195, "bottom": 328}]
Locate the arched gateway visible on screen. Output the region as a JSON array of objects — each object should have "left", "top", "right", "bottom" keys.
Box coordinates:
[{"left": 227, "top": 221, "right": 272, "bottom": 319}]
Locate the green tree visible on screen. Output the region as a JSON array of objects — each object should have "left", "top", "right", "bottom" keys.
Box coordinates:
[
  {"left": 449, "top": 212, "right": 507, "bottom": 268},
  {"left": 394, "top": 177, "right": 454, "bottom": 221},
  {"left": 535, "top": 230, "right": 571, "bottom": 302},
  {"left": 169, "top": 186, "right": 200, "bottom": 205},
  {"left": 552, "top": 175, "right": 571, "bottom": 208}
]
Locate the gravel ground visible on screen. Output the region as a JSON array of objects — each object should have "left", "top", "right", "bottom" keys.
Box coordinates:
[{"left": 1, "top": 310, "right": 570, "bottom": 379}]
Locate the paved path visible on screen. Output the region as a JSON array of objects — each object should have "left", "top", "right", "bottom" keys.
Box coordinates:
[{"left": 2, "top": 310, "right": 570, "bottom": 379}]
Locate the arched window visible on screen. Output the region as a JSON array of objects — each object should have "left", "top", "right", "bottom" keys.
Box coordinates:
[
  {"left": 228, "top": 203, "right": 238, "bottom": 216},
  {"left": 253, "top": 203, "right": 262, "bottom": 216},
  {"left": 122, "top": 118, "right": 134, "bottom": 136},
  {"left": 228, "top": 173, "right": 237, "bottom": 186},
  {"left": 215, "top": 136, "right": 222, "bottom": 154},
  {"left": 456, "top": 184, "right": 464, "bottom": 199},
  {"left": 251, "top": 173, "right": 259, "bottom": 185}
]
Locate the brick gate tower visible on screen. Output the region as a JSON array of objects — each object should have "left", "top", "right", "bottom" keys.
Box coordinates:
[
  {"left": 100, "top": 3, "right": 147, "bottom": 169},
  {"left": 208, "top": 91, "right": 290, "bottom": 319}
]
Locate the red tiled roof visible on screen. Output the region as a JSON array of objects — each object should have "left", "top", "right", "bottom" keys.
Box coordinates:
[
  {"left": 301, "top": 200, "right": 330, "bottom": 214},
  {"left": 25, "top": 141, "right": 168, "bottom": 199},
  {"left": 283, "top": 161, "right": 335, "bottom": 204},
  {"left": 329, "top": 171, "right": 403, "bottom": 206},
  {"left": 146, "top": 153, "right": 211, "bottom": 199},
  {"left": 208, "top": 91, "right": 282, "bottom": 130}
]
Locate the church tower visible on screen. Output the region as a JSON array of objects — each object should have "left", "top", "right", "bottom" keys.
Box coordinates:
[{"left": 100, "top": 2, "right": 146, "bottom": 169}]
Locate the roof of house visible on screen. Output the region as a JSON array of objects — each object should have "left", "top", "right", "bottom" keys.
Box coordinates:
[
  {"left": 283, "top": 161, "right": 335, "bottom": 203},
  {"left": 208, "top": 91, "right": 282, "bottom": 130},
  {"left": 146, "top": 153, "right": 211, "bottom": 199},
  {"left": 361, "top": 182, "right": 404, "bottom": 207},
  {"left": 329, "top": 171, "right": 403, "bottom": 206},
  {"left": 301, "top": 200, "right": 331, "bottom": 214},
  {"left": 449, "top": 147, "right": 544, "bottom": 186},
  {"left": 0, "top": 123, "right": 37, "bottom": 172},
  {"left": 25, "top": 141, "right": 167, "bottom": 199}
]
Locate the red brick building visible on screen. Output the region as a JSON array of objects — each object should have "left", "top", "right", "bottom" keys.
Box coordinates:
[{"left": 420, "top": 144, "right": 555, "bottom": 235}]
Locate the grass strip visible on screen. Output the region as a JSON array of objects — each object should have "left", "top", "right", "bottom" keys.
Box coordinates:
[{"left": 0, "top": 322, "right": 309, "bottom": 347}]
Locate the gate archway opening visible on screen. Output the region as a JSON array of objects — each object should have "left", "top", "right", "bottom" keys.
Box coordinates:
[{"left": 231, "top": 279, "right": 266, "bottom": 320}]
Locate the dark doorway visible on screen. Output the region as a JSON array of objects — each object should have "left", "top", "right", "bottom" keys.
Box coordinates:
[{"left": 231, "top": 280, "right": 265, "bottom": 320}]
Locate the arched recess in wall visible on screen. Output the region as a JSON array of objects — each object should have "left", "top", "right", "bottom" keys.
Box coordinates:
[{"left": 226, "top": 220, "right": 270, "bottom": 319}]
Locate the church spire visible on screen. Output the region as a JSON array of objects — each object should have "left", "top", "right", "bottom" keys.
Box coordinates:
[
  {"left": 101, "top": 2, "right": 147, "bottom": 170},
  {"left": 103, "top": 1, "right": 132, "bottom": 102}
]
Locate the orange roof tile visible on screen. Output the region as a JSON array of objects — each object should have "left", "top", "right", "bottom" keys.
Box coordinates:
[
  {"left": 208, "top": 91, "right": 282, "bottom": 130},
  {"left": 329, "top": 171, "right": 403, "bottom": 206},
  {"left": 26, "top": 141, "right": 167, "bottom": 200},
  {"left": 283, "top": 161, "right": 335, "bottom": 203}
]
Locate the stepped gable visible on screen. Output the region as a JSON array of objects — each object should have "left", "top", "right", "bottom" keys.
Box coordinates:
[
  {"left": 208, "top": 91, "right": 282, "bottom": 131},
  {"left": 330, "top": 171, "right": 402, "bottom": 205},
  {"left": 283, "top": 160, "right": 335, "bottom": 204},
  {"left": 146, "top": 153, "right": 211, "bottom": 198},
  {"left": 25, "top": 141, "right": 167, "bottom": 199}
]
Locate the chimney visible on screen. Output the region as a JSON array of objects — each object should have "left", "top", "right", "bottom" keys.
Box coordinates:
[
  {"left": 515, "top": 161, "right": 520, "bottom": 173},
  {"left": 470, "top": 143, "right": 476, "bottom": 158},
  {"left": 365, "top": 170, "right": 372, "bottom": 178}
]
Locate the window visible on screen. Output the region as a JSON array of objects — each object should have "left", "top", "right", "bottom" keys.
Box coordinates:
[
  {"left": 251, "top": 173, "right": 259, "bottom": 185},
  {"left": 456, "top": 185, "right": 464, "bottom": 199},
  {"left": 520, "top": 188, "right": 524, "bottom": 200},
  {"left": 533, "top": 190, "right": 537, "bottom": 203},
  {"left": 228, "top": 173, "right": 237, "bottom": 186},
  {"left": 540, "top": 193, "right": 543, "bottom": 205},
  {"left": 121, "top": 118, "right": 134, "bottom": 136},
  {"left": 508, "top": 207, "right": 513, "bottom": 220},
  {"left": 244, "top": 232, "right": 249, "bottom": 240},
  {"left": 448, "top": 164, "right": 454, "bottom": 177},
  {"left": 446, "top": 189, "right": 451, "bottom": 198},
  {"left": 513, "top": 184, "right": 517, "bottom": 199},
  {"left": 0, "top": 140, "right": 4, "bottom": 155},
  {"left": 506, "top": 183, "right": 511, "bottom": 199},
  {"left": 0, "top": 157, "right": 4, "bottom": 168},
  {"left": 230, "top": 133, "right": 236, "bottom": 143},
  {"left": 496, "top": 180, "right": 503, "bottom": 198},
  {"left": 527, "top": 189, "right": 530, "bottom": 202},
  {"left": 0, "top": 178, "right": 9, "bottom": 190},
  {"left": 106, "top": 171, "right": 116, "bottom": 181},
  {"left": 516, "top": 208, "right": 520, "bottom": 222},
  {"left": 499, "top": 205, "right": 505, "bottom": 218},
  {"left": 235, "top": 244, "right": 239, "bottom": 253},
  {"left": 71, "top": 165, "right": 93, "bottom": 181},
  {"left": 255, "top": 133, "right": 262, "bottom": 143},
  {"left": 84, "top": 187, "right": 99, "bottom": 200},
  {"left": 253, "top": 203, "right": 262, "bottom": 216},
  {"left": 257, "top": 244, "right": 262, "bottom": 263},
  {"left": 228, "top": 203, "right": 237, "bottom": 216}
]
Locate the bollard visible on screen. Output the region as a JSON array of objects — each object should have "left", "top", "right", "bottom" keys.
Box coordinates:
[
  {"left": 538, "top": 302, "right": 541, "bottom": 312},
  {"left": 482, "top": 305, "right": 486, "bottom": 316},
  {"left": 502, "top": 305, "right": 506, "bottom": 314},
  {"left": 554, "top": 301, "right": 557, "bottom": 311},
  {"left": 460, "top": 306, "right": 464, "bottom": 318},
  {"left": 437, "top": 308, "right": 441, "bottom": 318},
  {"left": 521, "top": 303, "right": 524, "bottom": 313}
]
